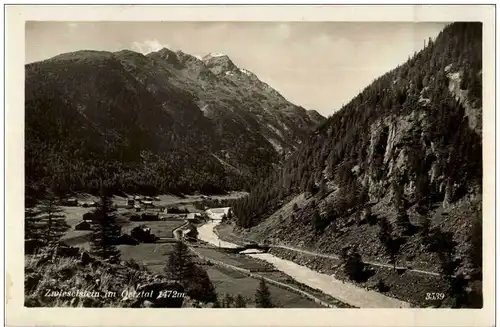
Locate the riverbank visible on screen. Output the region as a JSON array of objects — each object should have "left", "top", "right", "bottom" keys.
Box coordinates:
[
  {"left": 215, "top": 222, "right": 451, "bottom": 308},
  {"left": 199, "top": 220, "right": 410, "bottom": 308}
]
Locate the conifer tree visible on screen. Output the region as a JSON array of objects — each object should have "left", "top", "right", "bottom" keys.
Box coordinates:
[
  {"left": 234, "top": 294, "right": 247, "bottom": 308},
  {"left": 90, "top": 189, "right": 121, "bottom": 262},
  {"left": 164, "top": 241, "right": 195, "bottom": 282},
  {"left": 255, "top": 278, "right": 273, "bottom": 308},
  {"left": 38, "top": 191, "right": 67, "bottom": 244},
  {"left": 341, "top": 246, "right": 365, "bottom": 281},
  {"left": 378, "top": 217, "right": 400, "bottom": 270}
]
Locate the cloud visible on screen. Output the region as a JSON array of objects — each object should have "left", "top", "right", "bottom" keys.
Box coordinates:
[{"left": 131, "top": 39, "right": 171, "bottom": 54}]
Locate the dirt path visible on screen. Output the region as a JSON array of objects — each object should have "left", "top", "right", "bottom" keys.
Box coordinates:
[{"left": 274, "top": 244, "right": 441, "bottom": 277}]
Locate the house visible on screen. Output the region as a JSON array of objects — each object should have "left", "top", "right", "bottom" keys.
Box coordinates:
[
  {"left": 62, "top": 198, "right": 78, "bottom": 206},
  {"left": 141, "top": 200, "right": 155, "bottom": 208},
  {"left": 129, "top": 214, "right": 142, "bottom": 221},
  {"left": 82, "top": 212, "right": 116, "bottom": 222},
  {"left": 186, "top": 213, "right": 202, "bottom": 222},
  {"left": 75, "top": 220, "right": 92, "bottom": 231},
  {"left": 116, "top": 233, "right": 140, "bottom": 245},
  {"left": 82, "top": 212, "right": 95, "bottom": 222},
  {"left": 81, "top": 201, "right": 96, "bottom": 208},
  {"left": 141, "top": 212, "right": 159, "bottom": 221},
  {"left": 134, "top": 195, "right": 142, "bottom": 201},
  {"left": 126, "top": 198, "right": 135, "bottom": 207},
  {"left": 154, "top": 196, "right": 161, "bottom": 201},
  {"left": 131, "top": 225, "right": 158, "bottom": 243}
]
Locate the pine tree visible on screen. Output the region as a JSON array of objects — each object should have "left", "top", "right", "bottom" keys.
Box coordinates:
[
  {"left": 341, "top": 246, "right": 365, "bottom": 281},
  {"left": 378, "top": 217, "right": 400, "bottom": 270},
  {"left": 38, "top": 193, "right": 66, "bottom": 244},
  {"left": 469, "top": 212, "right": 482, "bottom": 279},
  {"left": 255, "top": 278, "right": 273, "bottom": 308},
  {"left": 234, "top": 294, "right": 247, "bottom": 308},
  {"left": 164, "top": 241, "right": 195, "bottom": 282},
  {"left": 223, "top": 293, "right": 234, "bottom": 308},
  {"left": 90, "top": 190, "right": 121, "bottom": 263}
]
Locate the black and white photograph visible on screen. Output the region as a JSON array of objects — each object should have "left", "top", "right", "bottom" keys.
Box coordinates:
[{"left": 4, "top": 4, "right": 496, "bottom": 327}]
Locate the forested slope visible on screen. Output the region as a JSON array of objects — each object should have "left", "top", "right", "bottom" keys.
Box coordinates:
[{"left": 232, "top": 22, "right": 483, "bottom": 307}]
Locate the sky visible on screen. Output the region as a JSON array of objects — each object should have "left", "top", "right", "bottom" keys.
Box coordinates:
[{"left": 26, "top": 21, "right": 448, "bottom": 116}]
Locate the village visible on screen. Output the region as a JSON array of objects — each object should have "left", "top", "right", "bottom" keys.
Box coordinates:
[{"left": 63, "top": 195, "right": 227, "bottom": 247}]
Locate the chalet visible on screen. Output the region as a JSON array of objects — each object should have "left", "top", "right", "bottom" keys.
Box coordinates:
[
  {"left": 82, "top": 212, "right": 116, "bottom": 222},
  {"left": 82, "top": 212, "right": 95, "bottom": 222},
  {"left": 141, "top": 200, "right": 155, "bottom": 208},
  {"left": 130, "top": 214, "right": 142, "bottom": 221},
  {"left": 131, "top": 225, "right": 158, "bottom": 243},
  {"left": 117, "top": 233, "right": 140, "bottom": 245},
  {"left": 75, "top": 220, "right": 92, "bottom": 231},
  {"left": 62, "top": 198, "right": 78, "bottom": 206},
  {"left": 81, "top": 201, "right": 97, "bottom": 208},
  {"left": 186, "top": 213, "right": 202, "bottom": 222},
  {"left": 141, "top": 212, "right": 159, "bottom": 221}
]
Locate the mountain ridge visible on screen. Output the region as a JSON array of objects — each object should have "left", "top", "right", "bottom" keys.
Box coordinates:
[
  {"left": 25, "top": 47, "right": 325, "bottom": 197},
  {"left": 231, "top": 22, "right": 482, "bottom": 308}
]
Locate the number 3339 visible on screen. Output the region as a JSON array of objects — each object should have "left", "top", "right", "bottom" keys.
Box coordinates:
[{"left": 426, "top": 292, "right": 445, "bottom": 300}]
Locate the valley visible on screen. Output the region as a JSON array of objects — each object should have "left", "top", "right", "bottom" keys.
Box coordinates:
[{"left": 24, "top": 22, "right": 484, "bottom": 309}]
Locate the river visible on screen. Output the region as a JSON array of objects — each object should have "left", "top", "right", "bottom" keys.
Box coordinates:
[{"left": 197, "top": 216, "right": 411, "bottom": 308}]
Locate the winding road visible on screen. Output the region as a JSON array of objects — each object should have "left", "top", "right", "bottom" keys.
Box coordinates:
[{"left": 273, "top": 244, "right": 442, "bottom": 277}]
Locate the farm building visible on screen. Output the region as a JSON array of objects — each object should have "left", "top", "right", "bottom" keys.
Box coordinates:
[
  {"left": 141, "top": 201, "right": 155, "bottom": 209},
  {"left": 141, "top": 212, "right": 159, "bottom": 221},
  {"left": 61, "top": 198, "right": 78, "bottom": 206},
  {"left": 75, "top": 220, "right": 92, "bottom": 231},
  {"left": 117, "top": 233, "right": 140, "bottom": 245},
  {"left": 131, "top": 225, "right": 158, "bottom": 243},
  {"left": 82, "top": 212, "right": 117, "bottom": 222},
  {"left": 82, "top": 212, "right": 95, "bottom": 222},
  {"left": 186, "top": 213, "right": 202, "bottom": 222},
  {"left": 81, "top": 201, "right": 97, "bottom": 208},
  {"left": 129, "top": 214, "right": 142, "bottom": 221}
]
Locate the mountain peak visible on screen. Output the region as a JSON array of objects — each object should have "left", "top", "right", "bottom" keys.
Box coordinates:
[
  {"left": 202, "top": 52, "right": 228, "bottom": 60},
  {"left": 202, "top": 53, "right": 237, "bottom": 76}
]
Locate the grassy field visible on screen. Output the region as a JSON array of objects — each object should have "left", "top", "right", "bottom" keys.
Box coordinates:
[
  {"left": 121, "top": 219, "right": 186, "bottom": 238},
  {"left": 111, "top": 191, "right": 247, "bottom": 209},
  {"left": 203, "top": 264, "right": 322, "bottom": 308}
]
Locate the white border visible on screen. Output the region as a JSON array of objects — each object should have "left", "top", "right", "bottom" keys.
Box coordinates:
[{"left": 5, "top": 4, "right": 496, "bottom": 327}]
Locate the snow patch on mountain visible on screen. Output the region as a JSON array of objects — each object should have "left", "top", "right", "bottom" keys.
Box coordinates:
[{"left": 205, "top": 52, "right": 226, "bottom": 59}]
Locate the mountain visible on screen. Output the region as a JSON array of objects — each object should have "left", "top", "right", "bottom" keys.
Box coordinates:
[
  {"left": 25, "top": 48, "right": 325, "bottom": 197},
  {"left": 231, "top": 23, "right": 482, "bottom": 307}
]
